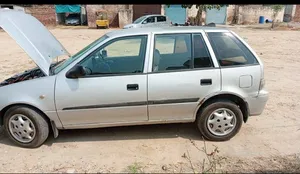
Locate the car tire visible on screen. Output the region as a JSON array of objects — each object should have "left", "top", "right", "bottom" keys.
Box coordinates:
[
  {"left": 4, "top": 106, "right": 49, "bottom": 148},
  {"left": 196, "top": 100, "right": 243, "bottom": 141}
]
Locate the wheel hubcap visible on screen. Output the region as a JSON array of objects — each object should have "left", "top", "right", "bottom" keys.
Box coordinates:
[
  {"left": 207, "top": 108, "right": 237, "bottom": 136},
  {"left": 8, "top": 114, "right": 36, "bottom": 143}
]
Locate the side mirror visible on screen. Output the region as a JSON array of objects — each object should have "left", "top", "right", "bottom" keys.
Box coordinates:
[
  {"left": 142, "top": 20, "right": 147, "bottom": 24},
  {"left": 66, "top": 65, "right": 86, "bottom": 79}
]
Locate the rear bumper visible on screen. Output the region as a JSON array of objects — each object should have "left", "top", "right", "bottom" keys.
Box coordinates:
[{"left": 247, "top": 89, "right": 269, "bottom": 116}]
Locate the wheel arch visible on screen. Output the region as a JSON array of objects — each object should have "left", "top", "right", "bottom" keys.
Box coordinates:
[
  {"left": 0, "top": 103, "right": 56, "bottom": 135},
  {"left": 195, "top": 93, "right": 250, "bottom": 123}
]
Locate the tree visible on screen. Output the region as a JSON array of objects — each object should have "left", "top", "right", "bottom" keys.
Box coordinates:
[
  {"left": 232, "top": 5, "right": 241, "bottom": 24},
  {"left": 167, "top": 4, "right": 228, "bottom": 26},
  {"left": 270, "top": 5, "right": 285, "bottom": 29}
]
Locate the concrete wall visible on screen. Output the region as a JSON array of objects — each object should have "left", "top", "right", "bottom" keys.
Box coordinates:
[
  {"left": 25, "top": 5, "right": 56, "bottom": 26},
  {"left": 293, "top": 5, "right": 300, "bottom": 22},
  {"left": 118, "top": 9, "right": 133, "bottom": 28},
  {"left": 227, "top": 5, "right": 285, "bottom": 24},
  {"left": 86, "top": 5, "right": 131, "bottom": 28},
  {"left": 161, "top": 5, "right": 165, "bottom": 15}
]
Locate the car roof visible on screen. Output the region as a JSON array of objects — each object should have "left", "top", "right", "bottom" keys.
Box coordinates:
[
  {"left": 106, "top": 26, "right": 230, "bottom": 38},
  {"left": 142, "top": 14, "right": 166, "bottom": 18}
]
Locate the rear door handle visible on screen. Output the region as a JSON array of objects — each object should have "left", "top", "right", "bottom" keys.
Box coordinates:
[
  {"left": 201, "top": 79, "right": 212, "bottom": 86},
  {"left": 127, "top": 84, "right": 139, "bottom": 91}
]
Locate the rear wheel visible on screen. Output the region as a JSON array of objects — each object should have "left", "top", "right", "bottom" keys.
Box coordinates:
[
  {"left": 96, "top": 25, "right": 99, "bottom": 29},
  {"left": 4, "top": 106, "right": 49, "bottom": 148},
  {"left": 196, "top": 100, "right": 243, "bottom": 141}
]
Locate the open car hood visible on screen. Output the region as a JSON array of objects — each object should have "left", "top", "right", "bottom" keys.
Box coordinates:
[{"left": 0, "top": 9, "right": 70, "bottom": 75}]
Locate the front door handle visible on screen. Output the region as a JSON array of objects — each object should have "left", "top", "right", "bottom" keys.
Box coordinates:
[
  {"left": 200, "top": 79, "right": 212, "bottom": 86},
  {"left": 127, "top": 84, "right": 139, "bottom": 91}
]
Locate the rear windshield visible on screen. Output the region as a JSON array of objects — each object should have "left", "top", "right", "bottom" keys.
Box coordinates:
[{"left": 207, "top": 32, "right": 258, "bottom": 67}]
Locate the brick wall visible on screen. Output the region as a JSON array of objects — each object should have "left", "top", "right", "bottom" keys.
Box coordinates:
[
  {"left": 25, "top": 5, "right": 56, "bottom": 26},
  {"left": 86, "top": 5, "right": 130, "bottom": 28},
  {"left": 293, "top": 5, "right": 300, "bottom": 22}
]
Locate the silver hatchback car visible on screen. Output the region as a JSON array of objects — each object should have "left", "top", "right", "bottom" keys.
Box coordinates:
[
  {"left": 0, "top": 10, "right": 268, "bottom": 148},
  {"left": 123, "top": 14, "right": 171, "bottom": 29}
]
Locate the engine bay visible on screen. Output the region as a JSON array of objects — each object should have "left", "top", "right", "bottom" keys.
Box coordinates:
[{"left": 0, "top": 60, "right": 64, "bottom": 87}]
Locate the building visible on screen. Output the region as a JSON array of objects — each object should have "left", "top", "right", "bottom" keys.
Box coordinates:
[
  {"left": 183, "top": 5, "right": 286, "bottom": 25},
  {"left": 284, "top": 5, "right": 300, "bottom": 22},
  {"left": 55, "top": 5, "right": 87, "bottom": 25},
  {"left": 86, "top": 5, "right": 130, "bottom": 28},
  {"left": 86, "top": 5, "right": 164, "bottom": 28},
  {"left": 24, "top": 5, "right": 57, "bottom": 26},
  {"left": 227, "top": 5, "right": 285, "bottom": 24}
]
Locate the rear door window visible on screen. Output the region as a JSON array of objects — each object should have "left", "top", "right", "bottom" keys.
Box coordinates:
[
  {"left": 157, "top": 16, "right": 166, "bottom": 22},
  {"left": 193, "top": 34, "right": 213, "bottom": 68},
  {"left": 144, "top": 16, "right": 155, "bottom": 24},
  {"left": 153, "top": 34, "right": 192, "bottom": 72},
  {"left": 207, "top": 32, "right": 258, "bottom": 67}
]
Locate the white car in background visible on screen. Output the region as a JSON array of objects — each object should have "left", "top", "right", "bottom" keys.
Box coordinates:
[{"left": 123, "top": 14, "right": 171, "bottom": 29}]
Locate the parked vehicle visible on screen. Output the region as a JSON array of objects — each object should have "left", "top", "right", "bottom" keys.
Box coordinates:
[
  {"left": 95, "top": 10, "right": 109, "bottom": 29},
  {"left": 123, "top": 14, "right": 171, "bottom": 29},
  {"left": 65, "top": 13, "right": 80, "bottom": 26},
  {"left": 0, "top": 10, "right": 268, "bottom": 148}
]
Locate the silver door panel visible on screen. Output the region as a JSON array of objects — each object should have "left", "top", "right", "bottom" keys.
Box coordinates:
[
  {"left": 148, "top": 69, "right": 221, "bottom": 121},
  {"left": 55, "top": 74, "right": 148, "bottom": 126}
]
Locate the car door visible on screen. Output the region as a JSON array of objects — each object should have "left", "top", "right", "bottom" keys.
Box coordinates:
[
  {"left": 147, "top": 32, "right": 221, "bottom": 121},
  {"left": 141, "top": 16, "right": 156, "bottom": 28},
  {"left": 55, "top": 35, "right": 149, "bottom": 128}
]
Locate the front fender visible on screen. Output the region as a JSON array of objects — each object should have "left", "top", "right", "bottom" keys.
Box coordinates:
[
  {"left": 0, "top": 76, "right": 65, "bottom": 129},
  {"left": 0, "top": 76, "right": 56, "bottom": 111}
]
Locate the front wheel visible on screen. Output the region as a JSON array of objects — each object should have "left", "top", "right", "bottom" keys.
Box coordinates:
[
  {"left": 4, "top": 106, "right": 49, "bottom": 148},
  {"left": 196, "top": 100, "right": 243, "bottom": 141}
]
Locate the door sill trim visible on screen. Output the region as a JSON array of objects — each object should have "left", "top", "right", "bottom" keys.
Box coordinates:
[{"left": 61, "top": 119, "right": 195, "bottom": 130}]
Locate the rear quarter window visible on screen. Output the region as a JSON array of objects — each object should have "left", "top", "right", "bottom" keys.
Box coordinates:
[{"left": 207, "top": 32, "right": 258, "bottom": 67}]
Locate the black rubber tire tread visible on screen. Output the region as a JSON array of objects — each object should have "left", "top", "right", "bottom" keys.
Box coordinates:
[
  {"left": 196, "top": 100, "right": 243, "bottom": 141},
  {"left": 4, "top": 106, "right": 49, "bottom": 148}
]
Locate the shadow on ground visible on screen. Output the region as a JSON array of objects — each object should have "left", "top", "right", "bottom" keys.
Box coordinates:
[{"left": 0, "top": 123, "right": 203, "bottom": 147}]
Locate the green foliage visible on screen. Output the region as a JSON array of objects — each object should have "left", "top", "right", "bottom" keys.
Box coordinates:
[
  {"left": 269, "top": 5, "right": 285, "bottom": 29},
  {"left": 270, "top": 4, "right": 285, "bottom": 12},
  {"left": 127, "top": 162, "right": 143, "bottom": 173}
]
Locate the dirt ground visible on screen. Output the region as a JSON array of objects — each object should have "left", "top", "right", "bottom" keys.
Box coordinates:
[{"left": 0, "top": 26, "right": 300, "bottom": 173}]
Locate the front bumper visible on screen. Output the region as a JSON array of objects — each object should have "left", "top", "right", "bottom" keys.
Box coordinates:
[{"left": 247, "top": 89, "right": 269, "bottom": 116}]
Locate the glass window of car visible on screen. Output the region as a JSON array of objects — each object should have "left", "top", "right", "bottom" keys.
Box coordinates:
[
  {"left": 157, "top": 16, "right": 166, "bottom": 22},
  {"left": 53, "top": 34, "right": 109, "bottom": 74},
  {"left": 143, "top": 16, "right": 155, "bottom": 24},
  {"left": 79, "top": 35, "right": 148, "bottom": 75},
  {"left": 133, "top": 16, "right": 147, "bottom": 24},
  {"left": 193, "top": 34, "right": 213, "bottom": 68},
  {"left": 207, "top": 32, "right": 258, "bottom": 66},
  {"left": 153, "top": 34, "right": 192, "bottom": 72}
]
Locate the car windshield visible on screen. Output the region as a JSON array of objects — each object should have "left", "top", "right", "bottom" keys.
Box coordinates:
[
  {"left": 133, "top": 16, "right": 147, "bottom": 24},
  {"left": 67, "top": 14, "right": 79, "bottom": 18},
  {"left": 53, "top": 34, "right": 109, "bottom": 74}
]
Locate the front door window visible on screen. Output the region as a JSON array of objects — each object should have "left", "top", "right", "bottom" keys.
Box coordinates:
[{"left": 79, "top": 35, "right": 148, "bottom": 75}]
